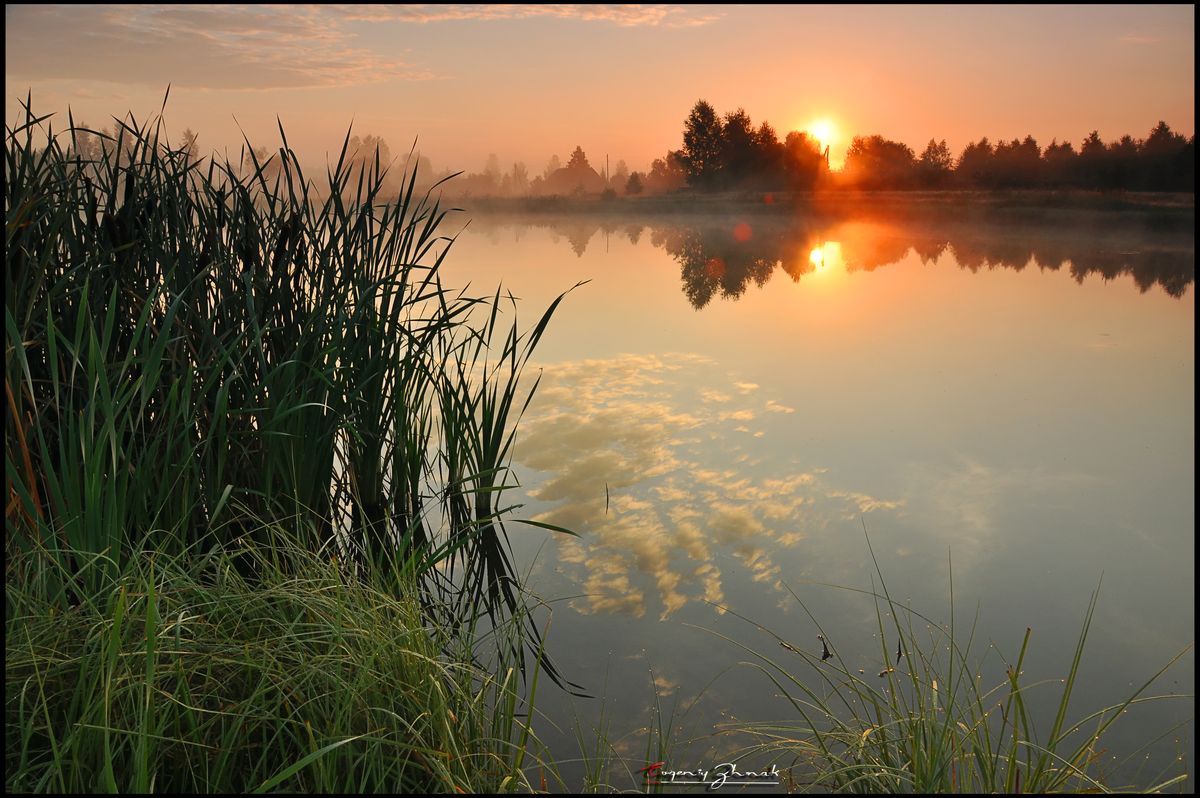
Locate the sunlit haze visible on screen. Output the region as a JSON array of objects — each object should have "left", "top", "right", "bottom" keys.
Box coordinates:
[{"left": 5, "top": 4, "right": 1194, "bottom": 175}]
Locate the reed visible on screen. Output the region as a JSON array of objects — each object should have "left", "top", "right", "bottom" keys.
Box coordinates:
[
  {"left": 5, "top": 94, "right": 577, "bottom": 660},
  {"left": 707, "top": 535, "right": 1192, "bottom": 793},
  {"left": 5, "top": 94, "right": 575, "bottom": 791}
]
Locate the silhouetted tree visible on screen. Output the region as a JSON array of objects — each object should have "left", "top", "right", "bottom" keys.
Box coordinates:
[
  {"left": 681, "top": 100, "right": 724, "bottom": 188},
  {"left": 843, "top": 135, "right": 916, "bottom": 189},
  {"left": 783, "top": 131, "right": 824, "bottom": 189},
  {"left": 245, "top": 145, "right": 285, "bottom": 184},
  {"left": 610, "top": 159, "right": 629, "bottom": 189},
  {"left": 647, "top": 150, "right": 687, "bottom": 193},
  {"left": 1078, "top": 131, "right": 1107, "bottom": 189},
  {"left": 1106, "top": 134, "right": 1139, "bottom": 189},
  {"left": 544, "top": 154, "right": 561, "bottom": 180},
  {"left": 719, "top": 108, "right": 757, "bottom": 187},
  {"left": 485, "top": 153, "right": 502, "bottom": 186},
  {"left": 753, "top": 121, "right": 785, "bottom": 183},
  {"left": 991, "top": 136, "right": 1041, "bottom": 187},
  {"left": 625, "top": 171, "right": 644, "bottom": 195},
  {"left": 1140, "top": 121, "right": 1191, "bottom": 190},
  {"left": 916, "top": 139, "right": 953, "bottom": 187},
  {"left": 69, "top": 122, "right": 106, "bottom": 164},
  {"left": 956, "top": 137, "right": 995, "bottom": 187},
  {"left": 1042, "top": 139, "right": 1077, "bottom": 186},
  {"left": 567, "top": 146, "right": 590, "bottom": 170}
]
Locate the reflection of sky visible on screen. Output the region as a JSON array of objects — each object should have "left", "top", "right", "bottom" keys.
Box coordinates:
[
  {"left": 443, "top": 214, "right": 1194, "bottom": 791},
  {"left": 513, "top": 353, "right": 902, "bottom": 620}
]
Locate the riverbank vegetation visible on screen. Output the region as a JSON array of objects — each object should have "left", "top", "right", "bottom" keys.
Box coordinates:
[{"left": 5, "top": 97, "right": 572, "bottom": 790}]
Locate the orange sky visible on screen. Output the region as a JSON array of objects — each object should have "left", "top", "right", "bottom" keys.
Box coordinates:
[{"left": 5, "top": 5, "right": 1195, "bottom": 175}]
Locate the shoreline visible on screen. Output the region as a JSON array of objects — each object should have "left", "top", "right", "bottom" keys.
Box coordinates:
[{"left": 452, "top": 189, "right": 1196, "bottom": 221}]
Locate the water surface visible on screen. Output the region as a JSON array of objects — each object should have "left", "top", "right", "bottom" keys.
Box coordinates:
[{"left": 444, "top": 207, "right": 1194, "bottom": 790}]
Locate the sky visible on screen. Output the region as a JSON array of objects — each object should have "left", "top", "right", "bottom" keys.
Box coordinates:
[{"left": 5, "top": 4, "right": 1195, "bottom": 174}]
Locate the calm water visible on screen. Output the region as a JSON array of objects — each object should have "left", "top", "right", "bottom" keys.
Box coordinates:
[{"left": 443, "top": 207, "right": 1194, "bottom": 790}]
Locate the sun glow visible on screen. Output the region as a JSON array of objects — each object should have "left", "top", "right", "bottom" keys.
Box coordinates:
[
  {"left": 807, "top": 118, "right": 837, "bottom": 152},
  {"left": 808, "top": 241, "right": 843, "bottom": 274}
]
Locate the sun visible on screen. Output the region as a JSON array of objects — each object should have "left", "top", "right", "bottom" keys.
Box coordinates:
[{"left": 807, "top": 118, "right": 837, "bottom": 151}]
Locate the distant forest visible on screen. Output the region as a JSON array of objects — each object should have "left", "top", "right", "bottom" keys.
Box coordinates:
[
  {"left": 450, "top": 100, "right": 1195, "bottom": 197},
  {"left": 671, "top": 100, "right": 1195, "bottom": 193},
  {"left": 67, "top": 99, "right": 1195, "bottom": 198}
]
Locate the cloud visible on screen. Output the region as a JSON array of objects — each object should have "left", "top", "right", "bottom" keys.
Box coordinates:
[
  {"left": 1118, "top": 34, "right": 1159, "bottom": 45},
  {"left": 332, "top": 4, "right": 723, "bottom": 28},
  {"left": 6, "top": 5, "right": 432, "bottom": 91},
  {"left": 5, "top": 5, "right": 719, "bottom": 92}
]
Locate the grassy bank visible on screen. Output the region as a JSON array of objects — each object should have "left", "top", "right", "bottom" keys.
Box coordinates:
[
  {"left": 5, "top": 100, "right": 568, "bottom": 791},
  {"left": 6, "top": 536, "right": 537, "bottom": 792}
]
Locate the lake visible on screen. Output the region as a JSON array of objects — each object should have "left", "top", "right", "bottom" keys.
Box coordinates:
[{"left": 441, "top": 204, "right": 1194, "bottom": 790}]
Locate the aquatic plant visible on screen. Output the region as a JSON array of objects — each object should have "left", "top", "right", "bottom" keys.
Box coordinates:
[
  {"left": 709, "top": 536, "right": 1192, "bottom": 793},
  {"left": 5, "top": 94, "right": 576, "bottom": 666}
]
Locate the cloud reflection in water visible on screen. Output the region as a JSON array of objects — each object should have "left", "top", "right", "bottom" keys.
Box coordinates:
[{"left": 513, "top": 353, "right": 902, "bottom": 619}]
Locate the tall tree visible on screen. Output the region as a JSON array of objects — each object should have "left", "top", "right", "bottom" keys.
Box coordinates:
[
  {"left": 509, "top": 161, "right": 529, "bottom": 194},
  {"left": 647, "top": 150, "right": 687, "bottom": 193},
  {"left": 783, "top": 131, "right": 824, "bottom": 189},
  {"left": 681, "top": 100, "right": 724, "bottom": 188},
  {"left": 753, "top": 121, "right": 784, "bottom": 180},
  {"left": 916, "top": 139, "right": 953, "bottom": 187},
  {"left": 843, "top": 135, "right": 916, "bottom": 189},
  {"left": 719, "top": 108, "right": 756, "bottom": 187},
  {"left": 610, "top": 159, "right": 629, "bottom": 188},
  {"left": 1078, "top": 130, "right": 1107, "bottom": 189},
  {"left": 1042, "top": 139, "right": 1077, "bottom": 186},
  {"left": 956, "top": 137, "right": 995, "bottom": 187},
  {"left": 567, "top": 146, "right": 590, "bottom": 170}
]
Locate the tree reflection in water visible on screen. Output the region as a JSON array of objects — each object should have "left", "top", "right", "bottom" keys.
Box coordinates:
[{"left": 472, "top": 209, "right": 1195, "bottom": 306}]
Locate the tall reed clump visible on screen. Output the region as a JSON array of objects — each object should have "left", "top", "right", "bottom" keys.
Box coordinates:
[
  {"left": 6, "top": 95, "right": 575, "bottom": 634},
  {"left": 714, "top": 540, "right": 1191, "bottom": 793},
  {"left": 6, "top": 96, "right": 574, "bottom": 790}
]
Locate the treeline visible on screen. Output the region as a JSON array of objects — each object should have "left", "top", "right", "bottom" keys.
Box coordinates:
[
  {"left": 68, "top": 105, "right": 1194, "bottom": 199},
  {"left": 445, "top": 146, "right": 687, "bottom": 198},
  {"left": 677, "top": 100, "right": 827, "bottom": 191},
  {"left": 675, "top": 100, "right": 1195, "bottom": 193}
]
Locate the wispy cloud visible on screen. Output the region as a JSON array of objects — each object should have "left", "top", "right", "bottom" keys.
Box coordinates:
[
  {"left": 6, "top": 5, "right": 434, "bottom": 90},
  {"left": 6, "top": 5, "right": 719, "bottom": 92},
  {"left": 1118, "top": 34, "right": 1160, "bottom": 45},
  {"left": 330, "top": 4, "right": 723, "bottom": 28}
]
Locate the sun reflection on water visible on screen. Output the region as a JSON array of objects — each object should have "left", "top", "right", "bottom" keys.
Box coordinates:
[{"left": 808, "top": 241, "right": 843, "bottom": 274}]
